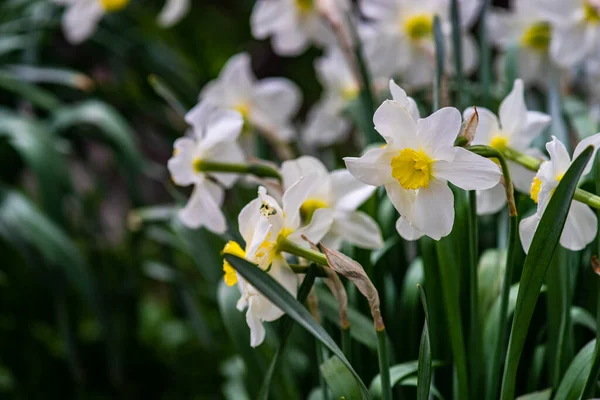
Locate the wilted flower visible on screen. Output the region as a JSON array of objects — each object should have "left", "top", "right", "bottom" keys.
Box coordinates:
[
  {"left": 168, "top": 102, "right": 245, "bottom": 234},
  {"left": 464, "top": 79, "right": 551, "bottom": 215},
  {"left": 360, "top": 0, "right": 480, "bottom": 88},
  {"left": 250, "top": 0, "right": 347, "bottom": 56},
  {"left": 345, "top": 101, "right": 501, "bottom": 240},
  {"left": 200, "top": 53, "right": 302, "bottom": 145},
  {"left": 520, "top": 135, "right": 600, "bottom": 252},
  {"left": 232, "top": 183, "right": 334, "bottom": 346},
  {"left": 281, "top": 156, "right": 383, "bottom": 249}
]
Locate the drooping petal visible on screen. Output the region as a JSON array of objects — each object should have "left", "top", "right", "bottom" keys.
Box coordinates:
[
  {"left": 466, "top": 107, "right": 500, "bottom": 146},
  {"left": 167, "top": 137, "right": 197, "bottom": 186},
  {"left": 157, "top": 0, "right": 190, "bottom": 27},
  {"left": 559, "top": 201, "right": 597, "bottom": 251},
  {"left": 330, "top": 210, "right": 384, "bottom": 249},
  {"left": 572, "top": 131, "right": 600, "bottom": 177},
  {"left": 519, "top": 212, "right": 541, "bottom": 253},
  {"left": 476, "top": 184, "right": 507, "bottom": 215},
  {"left": 287, "top": 208, "right": 335, "bottom": 245},
  {"left": 434, "top": 147, "right": 501, "bottom": 190},
  {"left": 344, "top": 147, "right": 396, "bottom": 186},
  {"left": 499, "top": 79, "right": 527, "bottom": 136},
  {"left": 417, "top": 107, "right": 462, "bottom": 160},
  {"left": 282, "top": 174, "right": 319, "bottom": 230},
  {"left": 246, "top": 307, "right": 266, "bottom": 348},
  {"left": 395, "top": 216, "right": 425, "bottom": 241},
  {"left": 412, "top": 179, "right": 455, "bottom": 240},
  {"left": 330, "top": 169, "right": 377, "bottom": 211},
  {"left": 373, "top": 100, "right": 418, "bottom": 148},
  {"left": 178, "top": 180, "right": 227, "bottom": 234}
]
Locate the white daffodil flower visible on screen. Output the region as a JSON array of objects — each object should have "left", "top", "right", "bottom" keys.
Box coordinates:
[
  {"left": 360, "top": 0, "right": 480, "bottom": 89},
  {"left": 281, "top": 156, "right": 383, "bottom": 249},
  {"left": 345, "top": 101, "right": 501, "bottom": 240},
  {"left": 199, "top": 53, "right": 302, "bottom": 145},
  {"left": 540, "top": 0, "right": 600, "bottom": 67},
  {"left": 520, "top": 135, "right": 600, "bottom": 252},
  {"left": 157, "top": 0, "right": 190, "bottom": 27},
  {"left": 488, "top": 0, "right": 552, "bottom": 85},
  {"left": 167, "top": 102, "right": 245, "bottom": 234},
  {"left": 51, "top": 0, "right": 129, "bottom": 44},
  {"left": 232, "top": 183, "right": 334, "bottom": 346},
  {"left": 250, "top": 0, "right": 348, "bottom": 56},
  {"left": 464, "top": 79, "right": 552, "bottom": 215}
]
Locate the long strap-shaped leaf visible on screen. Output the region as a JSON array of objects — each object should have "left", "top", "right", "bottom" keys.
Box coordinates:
[
  {"left": 500, "top": 145, "right": 594, "bottom": 400},
  {"left": 417, "top": 285, "right": 432, "bottom": 400},
  {"left": 225, "top": 255, "right": 372, "bottom": 399}
]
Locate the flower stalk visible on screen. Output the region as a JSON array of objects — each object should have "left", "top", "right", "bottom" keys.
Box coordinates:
[
  {"left": 195, "top": 160, "right": 282, "bottom": 181},
  {"left": 277, "top": 236, "right": 329, "bottom": 266}
]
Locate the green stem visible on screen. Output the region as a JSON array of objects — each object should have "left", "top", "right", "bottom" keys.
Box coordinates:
[
  {"left": 341, "top": 327, "right": 352, "bottom": 362},
  {"left": 450, "top": 0, "right": 465, "bottom": 109},
  {"left": 433, "top": 16, "right": 445, "bottom": 113},
  {"left": 196, "top": 160, "right": 281, "bottom": 181},
  {"left": 288, "top": 263, "right": 328, "bottom": 277},
  {"left": 479, "top": 0, "right": 492, "bottom": 108},
  {"left": 277, "top": 237, "right": 329, "bottom": 266},
  {"left": 377, "top": 328, "right": 392, "bottom": 400},
  {"left": 468, "top": 190, "right": 481, "bottom": 399}
]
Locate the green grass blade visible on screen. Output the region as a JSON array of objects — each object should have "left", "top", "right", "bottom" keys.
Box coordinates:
[
  {"left": 500, "top": 145, "right": 594, "bottom": 400},
  {"left": 224, "top": 255, "right": 372, "bottom": 399},
  {"left": 449, "top": 0, "right": 464, "bottom": 109},
  {"left": 417, "top": 285, "right": 432, "bottom": 400},
  {"left": 433, "top": 15, "right": 445, "bottom": 112},
  {"left": 321, "top": 356, "right": 362, "bottom": 400},
  {"left": 554, "top": 339, "right": 596, "bottom": 399},
  {"left": 370, "top": 360, "right": 444, "bottom": 397}
]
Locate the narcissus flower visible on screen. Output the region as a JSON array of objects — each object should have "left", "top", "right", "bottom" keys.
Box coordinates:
[
  {"left": 157, "top": 0, "right": 190, "bottom": 27},
  {"left": 250, "top": 0, "right": 347, "bottom": 56},
  {"left": 540, "top": 0, "right": 600, "bottom": 67},
  {"left": 281, "top": 156, "right": 383, "bottom": 249},
  {"left": 488, "top": 0, "right": 552, "bottom": 84},
  {"left": 360, "top": 0, "right": 480, "bottom": 88},
  {"left": 200, "top": 53, "right": 302, "bottom": 144},
  {"left": 168, "top": 102, "right": 245, "bottom": 234},
  {"left": 345, "top": 102, "right": 501, "bottom": 240},
  {"left": 520, "top": 135, "right": 600, "bottom": 252},
  {"left": 234, "top": 183, "right": 334, "bottom": 346},
  {"left": 464, "top": 79, "right": 551, "bottom": 215}
]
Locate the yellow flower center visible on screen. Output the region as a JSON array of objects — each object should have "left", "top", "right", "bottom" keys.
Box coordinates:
[
  {"left": 341, "top": 84, "right": 359, "bottom": 101},
  {"left": 193, "top": 158, "right": 203, "bottom": 173},
  {"left": 300, "top": 199, "right": 328, "bottom": 223},
  {"left": 98, "top": 0, "right": 130, "bottom": 12},
  {"left": 222, "top": 241, "right": 246, "bottom": 286},
  {"left": 234, "top": 102, "right": 251, "bottom": 119},
  {"left": 390, "top": 148, "right": 433, "bottom": 190},
  {"left": 403, "top": 14, "right": 434, "bottom": 41},
  {"left": 490, "top": 134, "right": 509, "bottom": 151},
  {"left": 520, "top": 22, "right": 552, "bottom": 51},
  {"left": 295, "top": 0, "right": 313, "bottom": 13},
  {"left": 530, "top": 176, "right": 542, "bottom": 203},
  {"left": 584, "top": 2, "right": 600, "bottom": 24}
]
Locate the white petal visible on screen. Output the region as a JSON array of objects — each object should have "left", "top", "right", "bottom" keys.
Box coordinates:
[
  {"left": 157, "top": 0, "right": 190, "bottom": 27},
  {"left": 519, "top": 212, "right": 541, "bottom": 254},
  {"left": 330, "top": 210, "right": 384, "bottom": 249},
  {"left": 466, "top": 107, "right": 501, "bottom": 146},
  {"left": 302, "top": 103, "right": 351, "bottom": 147},
  {"left": 185, "top": 102, "right": 244, "bottom": 148},
  {"left": 253, "top": 78, "right": 302, "bottom": 121},
  {"left": 546, "top": 136, "right": 572, "bottom": 176},
  {"left": 573, "top": 132, "right": 600, "bottom": 176},
  {"left": 384, "top": 181, "right": 416, "bottom": 222},
  {"left": 344, "top": 147, "right": 396, "bottom": 186},
  {"left": 373, "top": 100, "right": 419, "bottom": 147},
  {"left": 395, "top": 216, "right": 425, "bottom": 241},
  {"left": 511, "top": 110, "right": 552, "bottom": 150},
  {"left": 417, "top": 107, "right": 462, "bottom": 159},
  {"left": 287, "top": 208, "right": 335, "bottom": 245},
  {"left": 238, "top": 198, "right": 261, "bottom": 245},
  {"left": 167, "top": 137, "right": 197, "bottom": 186},
  {"left": 559, "top": 201, "right": 597, "bottom": 251},
  {"left": 283, "top": 174, "right": 319, "bottom": 229},
  {"left": 217, "top": 53, "right": 255, "bottom": 100},
  {"left": 330, "top": 169, "right": 376, "bottom": 211},
  {"left": 179, "top": 180, "right": 227, "bottom": 234},
  {"left": 62, "top": 1, "right": 104, "bottom": 44},
  {"left": 272, "top": 25, "right": 310, "bottom": 56},
  {"left": 476, "top": 184, "right": 507, "bottom": 215},
  {"left": 413, "top": 180, "right": 454, "bottom": 240},
  {"left": 510, "top": 160, "right": 537, "bottom": 194},
  {"left": 281, "top": 156, "right": 329, "bottom": 197},
  {"left": 499, "top": 79, "right": 527, "bottom": 136},
  {"left": 250, "top": 0, "right": 288, "bottom": 39},
  {"left": 434, "top": 147, "right": 502, "bottom": 190},
  {"left": 206, "top": 141, "right": 246, "bottom": 188},
  {"left": 389, "top": 79, "right": 420, "bottom": 120},
  {"left": 246, "top": 308, "right": 266, "bottom": 347},
  {"left": 550, "top": 24, "right": 593, "bottom": 68}
]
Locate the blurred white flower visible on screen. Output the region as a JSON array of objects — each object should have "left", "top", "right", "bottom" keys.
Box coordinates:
[
  {"left": 250, "top": 0, "right": 348, "bottom": 56},
  {"left": 520, "top": 135, "right": 600, "bottom": 252},
  {"left": 360, "top": 0, "right": 480, "bottom": 88},
  {"left": 464, "top": 79, "right": 551, "bottom": 215},
  {"left": 167, "top": 102, "right": 245, "bottom": 233},
  {"left": 345, "top": 101, "right": 501, "bottom": 240},
  {"left": 488, "top": 0, "right": 552, "bottom": 85},
  {"left": 234, "top": 183, "right": 334, "bottom": 346},
  {"left": 540, "top": 0, "right": 600, "bottom": 67},
  {"left": 200, "top": 53, "right": 302, "bottom": 145},
  {"left": 281, "top": 156, "right": 383, "bottom": 249},
  {"left": 157, "top": 0, "right": 190, "bottom": 27}
]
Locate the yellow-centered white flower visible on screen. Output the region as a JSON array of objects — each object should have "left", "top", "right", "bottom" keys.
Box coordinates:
[
  {"left": 281, "top": 156, "right": 383, "bottom": 249},
  {"left": 520, "top": 134, "right": 600, "bottom": 252},
  {"left": 345, "top": 101, "right": 501, "bottom": 240},
  {"left": 234, "top": 183, "right": 334, "bottom": 347},
  {"left": 200, "top": 53, "right": 302, "bottom": 144},
  {"left": 464, "top": 79, "right": 551, "bottom": 215},
  {"left": 167, "top": 102, "right": 245, "bottom": 234}
]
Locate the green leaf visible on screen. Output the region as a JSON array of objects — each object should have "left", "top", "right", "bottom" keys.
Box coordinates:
[
  {"left": 500, "top": 145, "right": 594, "bottom": 400},
  {"left": 321, "top": 356, "right": 362, "bottom": 400},
  {"left": 417, "top": 285, "right": 432, "bottom": 400},
  {"left": 0, "top": 71, "right": 62, "bottom": 111},
  {"left": 515, "top": 388, "right": 552, "bottom": 400},
  {"left": 571, "top": 306, "right": 597, "bottom": 333},
  {"left": 554, "top": 339, "right": 596, "bottom": 400},
  {"left": 4, "top": 65, "right": 94, "bottom": 91},
  {"left": 370, "top": 360, "right": 444, "bottom": 397},
  {"left": 224, "top": 255, "right": 372, "bottom": 399},
  {"left": 398, "top": 377, "right": 444, "bottom": 399}
]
